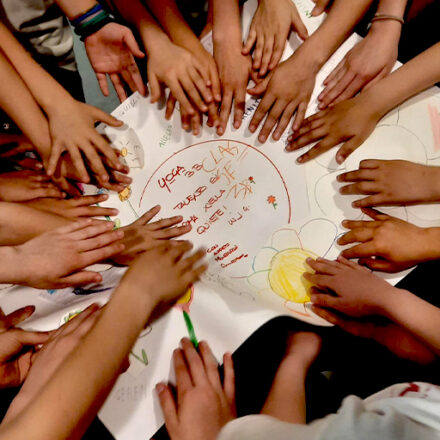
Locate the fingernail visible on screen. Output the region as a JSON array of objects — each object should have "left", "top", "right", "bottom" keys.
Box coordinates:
[
  {"left": 249, "top": 125, "right": 255, "bottom": 132},
  {"left": 156, "top": 383, "right": 165, "bottom": 393},
  {"left": 296, "top": 157, "right": 304, "bottom": 163}
]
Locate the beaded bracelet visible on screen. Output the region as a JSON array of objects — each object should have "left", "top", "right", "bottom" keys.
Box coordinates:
[
  {"left": 70, "top": 3, "right": 116, "bottom": 41},
  {"left": 371, "top": 13, "right": 405, "bottom": 26}
]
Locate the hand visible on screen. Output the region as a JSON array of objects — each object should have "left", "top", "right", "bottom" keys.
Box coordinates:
[
  {"left": 147, "top": 38, "right": 213, "bottom": 117},
  {"left": 157, "top": 338, "right": 235, "bottom": 440},
  {"left": 287, "top": 95, "right": 380, "bottom": 164},
  {"left": 0, "top": 134, "right": 43, "bottom": 171},
  {"left": 15, "top": 220, "right": 125, "bottom": 288},
  {"left": 242, "top": 0, "right": 308, "bottom": 76},
  {"left": 85, "top": 22, "right": 146, "bottom": 102},
  {"left": 0, "top": 170, "right": 65, "bottom": 202},
  {"left": 0, "top": 305, "right": 51, "bottom": 389},
  {"left": 305, "top": 256, "right": 398, "bottom": 317},
  {"left": 23, "top": 194, "right": 119, "bottom": 219},
  {"left": 337, "top": 208, "right": 436, "bottom": 272},
  {"left": 318, "top": 22, "right": 399, "bottom": 109},
  {"left": 165, "top": 93, "right": 205, "bottom": 136},
  {"left": 248, "top": 53, "right": 317, "bottom": 142},
  {"left": 121, "top": 242, "right": 207, "bottom": 306},
  {"left": 311, "top": 0, "right": 333, "bottom": 16},
  {"left": 46, "top": 99, "right": 125, "bottom": 183},
  {"left": 337, "top": 160, "right": 440, "bottom": 208},
  {"left": 4, "top": 305, "right": 101, "bottom": 421},
  {"left": 312, "top": 306, "right": 436, "bottom": 364},
  {"left": 214, "top": 40, "right": 255, "bottom": 135},
  {"left": 111, "top": 205, "right": 191, "bottom": 265}
]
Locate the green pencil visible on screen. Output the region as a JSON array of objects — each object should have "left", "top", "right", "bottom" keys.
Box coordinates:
[{"left": 183, "top": 311, "right": 199, "bottom": 348}]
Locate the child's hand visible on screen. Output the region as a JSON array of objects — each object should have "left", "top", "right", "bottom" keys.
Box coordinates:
[
  {"left": 4, "top": 305, "right": 101, "bottom": 421},
  {"left": 248, "top": 54, "right": 317, "bottom": 142},
  {"left": 311, "top": 0, "right": 332, "bottom": 16},
  {"left": 318, "top": 22, "right": 399, "bottom": 109},
  {"left": 110, "top": 205, "right": 191, "bottom": 265},
  {"left": 0, "top": 170, "right": 65, "bottom": 202},
  {"left": 0, "top": 134, "right": 43, "bottom": 171},
  {"left": 287, "top": 95, "right": 379, "bottom": 164},
  {"left": 122, "top": 242, "right": 206, "bottom": 306},
  {"left": 0, "top": 305, "right": 36, "bottom": 332},
  {"left": 242, "top": 0, "right": 308, "bottom": 77},
  {"left": 15, "top": 220, "right": 125, "bottom": 289},
  {"left": 84, "top": 23, "right": 146, "bottom": 102},
  {"left": 214, "top": 41, "right": 255, "bottom": 135},
  {"left": 157, "top": 338, "right": 235, "bottom": 440},
  {"left": 23, "top": 194, "right": 119, "bottom": 220},
  {"left": 305, "top": 256, "right": 397, "bottom": 317},
  {"left": 337, "top": 160, "right": 440, "bottom": 208},
  {"left": 147, "top": 39, "right": 213, "bottom": 117},
  {"left": 45, "top": 100, "right": 124, "bottom": 183},
  {"left": 312, "top": 307, "right": 436, "bottom": 364},
  {"left": 338, "top": 208, "right": 434, "bottom": 272}
]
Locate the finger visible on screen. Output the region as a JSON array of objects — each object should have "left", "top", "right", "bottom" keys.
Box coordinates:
[
  {"left": 169, "top": 79, "right": 195, "bottom": 116},
  {"left": 311, "top": 306, "right": 368, "bottom": 335},
  {"left": 65, "top": 142, "right": 90, "bottom": 183},
  {"left": 110, "top": 73, "right": 128, "bottom": 102},
  {"left": 323, "top": 58, "right": 344, "bottom": 86},
  {"left": 91, "top": 133, "right": 122, "bottom": 171},
  {"left": 0, "top": 305, "right": 35, "bottom": 331},
  {"left": 79, "top": 229, "right": 124, "bottom": 253},
  {"left": 165, "top": 94, "right": 177, "bottom": 120},
  {"left": 292, "top": 11, "right": 309, "bottom": 40},
  {"left": 247, "top": 75, "right": 271, "bottom": 97},
  {"left": 173, "top": 348, "right": 193, "bottom": 398},
  {"left": 337, "top": 228, "right": 374, "bottom": 246},
  {"left": 243, "top": 26, "right": 257, "bottom": 55},
  {"left": 75, "top": 194, "right": 109, "bottom": 206},
  {"left": 310, "top": 292, "right": 341, "bottom": 309},
  {"left": 259, "top": 36, "right": 275, "bottom": 76},
  {"left": 272, "top": 102, "right": 296, "bottom": 140},
  {"left": 319, "top": 71, "right": 355, "bottom": 109},
  {"left": 305, "top": 257, "right": 340, "bottom": 275},
  {"left": 258, "top": 100, "right": 287, "bottom": 142},
  {"left": 180, "top": 73, "right": 208, "bottom": 113},
  {"left": 58, "top": 271, "right": 104, "bottom": 288},
  {"left": 135, "top": 205, "right": 161, "bottom": 226},
  {"left": 149, "top": 216, "right": 183, "bottom": 231},
  {"left": 96, "top": 72, "right": 110, "bottom": 97},
  {"left": 223, "top": 352, "right": 235, "bottom": 409},
  {"left": 69, "top": 221, "right": 114, "bottom": 241},
  {"left": 292, "top": 101, "right": 308, "bottom": 131},
  {"left": 76, "top": 205, "right": 119, "bottom": 218},
  {"left": 253, "top": 35, "right": 264, "bottom": 70},
  {"left": 337, "top": 169, "right": 376, "bottom": 183},
  {"left": 121, "top": 69, "right": 138, "bottom": 94},
  {"left": 178, "top": 249, "right": 206, "bottom": 273},
  {"left": 295, "top": 138, "right": 337, "bottom": 164},
  {"left": 218, "top": 91, "right": 233, "bottom": 136},
  {"left": 199, "top": 340, "right": 222, "bottom": 392},
  {"left": 80, "top": 242, "right": 125, "bottom": 267},
  {"left": 341, "top": 219, "right": 380, "bottom": 230},
  {"left": 148, "top": 72, "right": 162, "bottom": 104},
  {"left": 124, "top": 31, "right": 145, "bottom": 59},
  {"left": 156, "top": 384, "right": 178, "bottom": 431},
  {"left": 81, "top": 144, "right": 110, "bottom": 182},
  {"left": 13, "top": 329, "right": 51, "bottom": 347},
  {"left": 91, "top": 106, "right": 123, "bottom": 128},
  {"left": 183, "top": 262, "right": 207, "bottom": 285},
  {"left": 209, "top": 62, "right": 222, "bottom": 103},
  {"left": 206, "top": 101, "right": 219, "bottom": 128},
  {"left": 302, "top": 272, "right": 334, "bottom": 289},
  {"left": 361, "top": 207, "right": 391, "bottom": 221},
  {"left": 341, "top": 242, "right": 377, "bottom": 259},
  {"left": 233, "top": 86, "right": 246, "bottom": 130},
  {"left": 249, "top": 94, "right": 275, "bottom": 133},
  {"left": 287, "top": 125, "right": 328, "bottom": 150},
  {"left": 335, "top": 137, "right": 363, "bottom": 164},
  {"left": 46, "top": 142, "right": 64, "bottom": 177},
  {"left": 352, "top": 194, "right": 391, "bottom": 208},
  {"left": 268, "top": 38, "right": 285, "bottom": 71},
  {"left": 339, "top": 182, "right": 379, "bottom": 196},
  {"left": 190, "top": 111, "right": 202, "bottom": 136},
  {"left": 332, "top": 76, "right": 369, "bottom": 106},
  {"left": 181, "top": 337, "right": 208, "bottom": 386},
  {"left": 358, "top": 257, "right": 394, "bottom": 272}
]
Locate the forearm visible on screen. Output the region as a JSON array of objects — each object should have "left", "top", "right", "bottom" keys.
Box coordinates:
[
  {"left": 145, "top": 0, "right": 201, "bottom": 52},
  {"left": 1, "top": 283, "right": 156, "bottom": 440},
  {"left": 0, "top": 50, "right": 51, "bottom": 156},
  {"left": 261, "top": 357, "right": 307, "bottom": 424},
  {"left": 0, "top": 203, "right": 70, "bottom": 246},
  {"left": 376, "top": 0, "right": 408, "bottom": 16},
  {"left": 212, "top": 0, "right": 242, "bottom": 48},
  {"left": 362, "top": 42, "right": 440, "bottom": 118},
  {"left": 0, "top": 23, "right": 73, "bottom": 115},
  {"left": 380, "top": 288, "right": 440, "bottom": 356},
  {"left": 293, "top": 0, "right": 374, "bottom": 71}
]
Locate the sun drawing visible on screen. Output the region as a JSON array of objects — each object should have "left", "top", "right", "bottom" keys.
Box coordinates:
[{"left": 247, "top": 219, "right": 338, "bottom": 319}]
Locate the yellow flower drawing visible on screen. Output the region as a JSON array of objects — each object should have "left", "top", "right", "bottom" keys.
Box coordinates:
[{"left": 247, "top": 219, "right": 338, "bottom": 321}]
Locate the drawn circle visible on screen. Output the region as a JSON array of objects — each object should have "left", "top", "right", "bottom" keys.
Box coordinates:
[{"left": 139, "top": 140, "right": 292, "bottom": 277}]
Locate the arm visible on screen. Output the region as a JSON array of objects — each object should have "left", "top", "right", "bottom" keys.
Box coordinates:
[
  {"left": 0, "top": 23, "right": 123, "bottom": 182},
  {"left": 289, "top": 41, "right": 440, "bottom": 163},
  {"left": 248, "top": 0, "right": 374, "bottom": 143},
  {"left": 319, "top": 0, "right": 408, "bottom": 108},
  {"left": 0, "top": 244, "right": 206, "bottom": 439},
  {"left": 54, "top": 0, "right": 146, "bottom": 101}
]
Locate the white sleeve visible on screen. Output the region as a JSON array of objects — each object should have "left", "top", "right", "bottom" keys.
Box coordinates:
[{"left": 219, "top": 389, "right": 440, "bottom": 440}]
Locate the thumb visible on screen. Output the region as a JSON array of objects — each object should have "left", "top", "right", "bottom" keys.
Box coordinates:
[
  {"left": 291, "top": 13, "right": 309, "bottom": 40},
  {"left": 123, "top": 31, "right": 145, "bottom": 59},
  {"left": 93, "top": 107, "right": 123, "bottom": 127}
]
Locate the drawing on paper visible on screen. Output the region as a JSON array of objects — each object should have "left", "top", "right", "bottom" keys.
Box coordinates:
[
  {"left": 247, "top": 219, "right": 338, "bottom": 318},
  {"left": 175, "top": 285, "right": 194, "bottom": 314},
  {"left": 106, "top": 126, "right": 145, "bottom": 169}
]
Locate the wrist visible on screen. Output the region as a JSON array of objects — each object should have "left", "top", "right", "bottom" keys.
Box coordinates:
[
  {"left": 0, "top": 246, "right": 25, "bottom": 284},
  {"left": 420, "top": 228, "right": 440, "bottom": 261},
  {"left": 141, "top": 26, "right": 171, "bottom": 57},
  {"left": 369, "top": 19, "right": 402, "bottom": 39}
]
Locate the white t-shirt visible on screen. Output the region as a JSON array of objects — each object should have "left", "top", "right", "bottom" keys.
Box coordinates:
[{"left": 219, "top": 382, "right": 440, "bottom": 440}]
